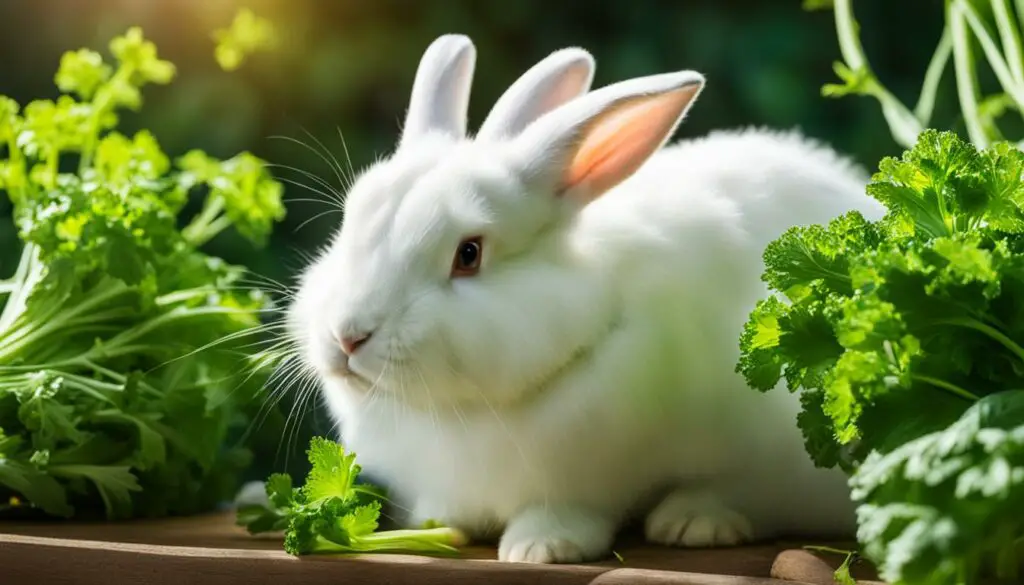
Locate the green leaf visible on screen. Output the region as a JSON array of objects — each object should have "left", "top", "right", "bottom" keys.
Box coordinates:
[
  {"left": 302, "top": 436, "right": 360, "bottom": 506},
  {"left": 266, "top": 472, "right": 295, "bottom": 509},
  {"left": 177, "top": 150, "right": 286, "bottom": 246},
  {"left": 339, "top": 501, "right": 382, "bottom": 537},
  {"left": 736, "top": 296, "right": 785, "bottom": 392},
  {"left": 212, "top": 8, "right": 278, "bottom": 72},
  {"left": 55, "top": 49, "right": 113, "bottom": 100},
  {"left": 49, "top": 464, "right": 141, "bottom": 519},
  {"left": 795, "top": 389, "right": 845, "bottom": 469},
  {"left": 89, "top": 410, "right": 167, "bottom": 471},
  {"left": 109, "top": 27, "right": 175, "bottom": 87},
  {"left": 0, "top": 457, "right": 73, "bottom": 517},
  {"left": 833, "top": 552, "right": 857, "bottom": 585},
  {"left": 15, "top": 374, "right": 86, "bottom": 451},
  {"left": 236, "top": 503, "right": 287, "bottom": 534},
  {"left": 92, "top": 130, "right": 171, "bottom": 186},
  {"left": 867, "top": 129, "right": 1024, "bottom": 237},
  {"left": 822, "top": 61, "right": 876, "bottom": 98},
  {"left": 18, "top": 96, "right": 94, "bottom": 159},
  {"left": 0, "top": 96, "right": 20, "bottom": 143},
  {"left": 761, "top": 211, "right": 880, "bottom": 295}
]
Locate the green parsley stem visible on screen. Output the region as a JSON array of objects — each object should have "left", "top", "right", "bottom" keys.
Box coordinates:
[
  {"left": 4, "top": 131, "right": 26, "bottom": 204},
  {"left": 198, "top": 216, "right": 235, "bottom": 245},
  {"left": 958, "top": 1, "right": 1024, "bottom": 110},
  {"left": 935, "top": 317, "right": 1024, "bottom": 364},
  {"left": 79, "top": 65, "right": 133, "bottom": 173},
  {"left": 349, "top": 528, "right": 466, "bottom": 554},
  {"left": 803, "top": 545, "right": 858, "bottom": 557},
  {"left": 912, "top": 374, "right": 980, "bottom": 402},
  {"left": 832, "top": 0, "right": 923, "bottom": 148},
  {"left": 182, "top": 195, "right": 227, "bottom": 247},
  {"left": 914, "top": 27, "right": 952, "bottom": 124},
  {"left": 60, "top": 378, "right": 121, "bottom": 405},
  {"left": 1018, "top": 1, "right": 1024, "bottom": 39},
  {"left": 155, "top": 287, "right": 223, "bottom": 306},
  {"left": 45, "top": 147, "right": 59, "bottom": 189},
  {"left": 0, "top": 278, "right": 131, "bottom": 363},
  {"left": 0, "top": 243, "right": 40, "bottom": 331},
  {"left": 96, "top": 305, "right": 255, "bottom": 352},
  {"left": 949, "top": 0, "right": 991, "bottom": 147},
  {"left": 991, "top": 0, "right": 1024, "bottom": 85}
]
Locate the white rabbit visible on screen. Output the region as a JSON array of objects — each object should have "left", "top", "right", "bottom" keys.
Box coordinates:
[{"left": 288, "top": 34, "right": 887, "bottom": 564}]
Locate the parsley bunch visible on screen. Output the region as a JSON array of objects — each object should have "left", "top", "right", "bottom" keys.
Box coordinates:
[
  {"left": 738, "top": 129, "right": 1024, "bottom": 584},
  {"left": 238, "top": 437, "right": 466, "bottom": 556},
  {"left": 0, "top": 24, "right": 284, "bottom": 519}
]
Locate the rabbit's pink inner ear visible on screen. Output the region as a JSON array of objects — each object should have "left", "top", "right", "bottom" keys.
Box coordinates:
[{"left": 561, "top": 85, "right": 700, "bottom": 203}]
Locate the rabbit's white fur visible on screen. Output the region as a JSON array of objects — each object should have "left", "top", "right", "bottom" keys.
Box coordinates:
[{"left": 288, "top": 35, "right": 887, "bottom": 564}]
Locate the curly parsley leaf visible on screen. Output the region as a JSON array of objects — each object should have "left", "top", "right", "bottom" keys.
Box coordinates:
[
  {"left": 239, "top": 437, "right": 466, "bottom": 557},
  {"left": 737, "top": 129, "right": 1024, "bottom": 584}
]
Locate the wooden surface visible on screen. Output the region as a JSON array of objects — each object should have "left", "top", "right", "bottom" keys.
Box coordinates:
[{"left": 0, "top": 512, "right": 880, "bottom": 585}]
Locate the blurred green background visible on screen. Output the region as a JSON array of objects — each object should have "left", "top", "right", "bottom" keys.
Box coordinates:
[{"left": 0, "top": 0, "right": 952, "bottom": 478}]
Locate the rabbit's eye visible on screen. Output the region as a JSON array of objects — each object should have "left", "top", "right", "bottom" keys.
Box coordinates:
[{"left": 451, "top": 236, "right": 483, "bottom": 278}]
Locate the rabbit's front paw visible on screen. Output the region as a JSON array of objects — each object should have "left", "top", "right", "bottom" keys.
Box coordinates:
[
  {"left": 645, "top": 489, "right": 753, "bottom": 548},
  {"left": 500, "top": 536, "right": 586, "bottom": 564},
  {"left": 498, "top": 504, "right": 615, "bottom": 563}
]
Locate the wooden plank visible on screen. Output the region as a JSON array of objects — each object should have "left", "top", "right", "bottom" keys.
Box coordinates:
[{"left": 0, "top": 512, "right": 857, "bottom": 585}]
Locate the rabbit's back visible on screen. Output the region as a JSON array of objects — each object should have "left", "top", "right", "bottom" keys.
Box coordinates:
[{"left": 578, "top": 127, "right": 885, "bottom": 271}]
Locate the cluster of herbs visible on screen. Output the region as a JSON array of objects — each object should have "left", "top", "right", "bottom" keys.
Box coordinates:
[
  {"left": 237, "top": 437, "right": 466, "bottom": 556},
  {"left": 738, "top": 128, "right": 1024, "bottom": 585},
  {"left": 0, "top": 17, "right": 284, "bottom": 520},
  {"left": 751, "top": 2, "right": 1024, "bottom": 584}
]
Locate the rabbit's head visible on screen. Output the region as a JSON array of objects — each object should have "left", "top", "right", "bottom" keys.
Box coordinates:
[{"left": 291, "top": 34, "right": 704, "bottom": 411}]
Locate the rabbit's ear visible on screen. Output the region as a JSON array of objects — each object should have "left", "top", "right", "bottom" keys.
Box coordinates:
[
  {"left": 476, "top": 48, "right": 594, "bottom": 141},
  {"left": 400, "top": 34, "right": 477, "bottom": 148},
  {"left": 512, "top": 71, "right": 704, "bottom": 206}
]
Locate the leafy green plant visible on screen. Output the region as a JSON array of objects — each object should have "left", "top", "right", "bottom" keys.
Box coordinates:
[
  {"left": 737, "top": 129, "right": 1024, "bottom": 584},
  {"left": 238, "top": 437, "right": 467, "bottom": 556},
  {"left": 213, "top": 8, "right": 278, "bottom": 72},
  {"left": 0, "top": 20, "right": 285, "bottom": 520},
  {"left": 815, "top": 0, "right": 1024, "bottom": 150}
]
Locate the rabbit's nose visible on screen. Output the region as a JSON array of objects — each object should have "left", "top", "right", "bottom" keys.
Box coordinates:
[{"left": 340, "top": 331, "right": 373, "bottom": 355}]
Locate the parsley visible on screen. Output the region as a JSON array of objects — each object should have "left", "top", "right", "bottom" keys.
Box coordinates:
[
  {"left": 0, "top": 20, "right": 284, "bottom": 520},
  {"left": 212, "top": 8, "right": 278, "bottom": 72},
  {"left": 237, "top": 437, "right": 467, "bottom": 556},
  {"left": 737, "top": 129, "right": 1024, "bottom": 584}
]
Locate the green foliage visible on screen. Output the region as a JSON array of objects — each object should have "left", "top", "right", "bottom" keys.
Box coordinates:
[
  {"left": 237, "top": 437, "right": 466, "bottom": 556},
  {"left": 0, "top": 22, "right": 284, "bottom": 520},
  {"left": 803, "top": 546, "right": 859, "bottom": 585},
  {"left": 815, "top": 0, "right": 1024, "bottom": 150},
  {"left": 213, "top": 8, "right": 278, "bottom": 72},
  {"left": 737, "top": 128, "right": 1024, "bottom": 584},
  {"left": 852, "top": 391, "right": 1024, "bottom": 585}
]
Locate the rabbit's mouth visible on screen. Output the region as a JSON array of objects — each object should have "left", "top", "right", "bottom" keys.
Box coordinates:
[{"left": 320, "top": 342, "right": 368, "bottom": 382}]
